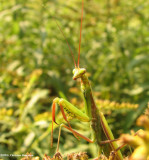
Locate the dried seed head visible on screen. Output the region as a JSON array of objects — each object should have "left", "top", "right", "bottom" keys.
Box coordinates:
[
  {"left": 67, "top": 152, "right": 88, "bottom": 160},
  {"left": 137, "top": 115, "right": 149, "bottom": 130}
]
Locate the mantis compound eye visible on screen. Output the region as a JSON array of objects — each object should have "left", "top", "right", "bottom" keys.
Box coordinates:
[{"left": 72, "top": 69, "right": 76, "bottom": 74}]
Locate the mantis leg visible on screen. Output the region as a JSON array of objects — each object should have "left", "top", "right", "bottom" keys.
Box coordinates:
[
  {"left": 51, "top": 99, "right": 80, "bottom": 143},
  {"left": 56, "top": 124, "right": 94, "bottom": 152},
  {"left": 51, "top": 97, "right": 94, "bottom": 148}
]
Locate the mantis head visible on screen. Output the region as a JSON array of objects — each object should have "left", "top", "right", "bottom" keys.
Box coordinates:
[{"left": 73, "top": 68, "right": 86, "bottom": 80}]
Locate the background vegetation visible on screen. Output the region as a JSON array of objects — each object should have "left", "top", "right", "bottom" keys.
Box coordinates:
[{"left": 0, "top": 0, "right": 149, "bottom": 159}]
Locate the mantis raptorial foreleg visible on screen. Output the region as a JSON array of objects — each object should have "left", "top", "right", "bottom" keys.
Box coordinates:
[{"left": 51, "top": 97, "right": 95, "bottom": 148}]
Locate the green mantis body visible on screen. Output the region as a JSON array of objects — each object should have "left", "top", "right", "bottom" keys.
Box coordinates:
[
  {"left": 51, "top": 0, "right": 123, "bottom": 159},
  {"left": 51, "top": 69, "right": 123, "bottom": 160}
]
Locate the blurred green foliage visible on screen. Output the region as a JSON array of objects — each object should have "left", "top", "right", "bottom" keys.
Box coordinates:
[{"left": 0, "top": 0, "right": 149, "bottom": 159}]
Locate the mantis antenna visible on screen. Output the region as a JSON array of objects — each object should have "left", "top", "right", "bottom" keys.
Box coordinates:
[
  {"left": 55, "top": 20, "right": 76, "bottom": 68},
  {"left": 77, "top": 0, "right": 84, "bottom": 68},
  {"left": 40, "top": 3, "right": 77, "bottom": 68}
]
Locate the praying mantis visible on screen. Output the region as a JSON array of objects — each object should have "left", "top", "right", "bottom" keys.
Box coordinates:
[{"left": 51, "top": 0, "right": 123, "bottom": 159}]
